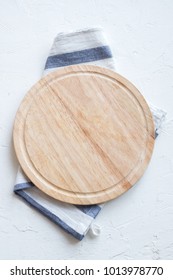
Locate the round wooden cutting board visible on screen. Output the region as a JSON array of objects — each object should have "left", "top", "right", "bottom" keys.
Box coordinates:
[{"left": 13, "top": 65, "right": 155, "bottom": 205}]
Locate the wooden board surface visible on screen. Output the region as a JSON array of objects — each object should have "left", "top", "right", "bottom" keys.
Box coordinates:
[{"left": 13, "top": 65, "right": 155, "bottom": 205}]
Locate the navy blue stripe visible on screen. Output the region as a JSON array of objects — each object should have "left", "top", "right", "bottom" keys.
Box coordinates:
[
  {"left": 14, "top": 190, "right": 84, "bottom": 241},
  {"left": 44, "top": 46, "right": 112, "bottom": 69},
  {"left": 76, "top": 205, "right": 101, "bottom": 218},
  {"left": 14, "top": 182, "right": 34, "bottom": 191}
]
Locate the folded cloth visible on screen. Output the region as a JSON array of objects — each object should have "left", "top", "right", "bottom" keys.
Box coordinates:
[{"left": 14, "top": 28, "right": 166, "bottom": 241}]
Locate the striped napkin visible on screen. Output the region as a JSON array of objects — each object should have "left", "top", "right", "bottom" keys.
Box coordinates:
[{"left": 14, "top": 28, "right": 166, "bottom": 240}]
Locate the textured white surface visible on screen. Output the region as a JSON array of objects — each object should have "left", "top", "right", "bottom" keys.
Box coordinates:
[{"left": 0, "top": 0, "right": 173, "bottom": 260}]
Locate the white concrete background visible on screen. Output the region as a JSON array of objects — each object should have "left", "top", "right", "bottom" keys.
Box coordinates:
[{"left": 0, "top": 0, "right": 173, "bottom": 260}]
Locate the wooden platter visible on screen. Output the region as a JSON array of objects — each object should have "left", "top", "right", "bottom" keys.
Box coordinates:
[{"left": 13, "top": 65, "right": 155, "bottom": 205}]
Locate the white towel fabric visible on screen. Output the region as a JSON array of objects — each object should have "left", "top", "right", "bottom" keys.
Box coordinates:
[{"left": 14, "top": 28, "right": 166, "bottom": 240}]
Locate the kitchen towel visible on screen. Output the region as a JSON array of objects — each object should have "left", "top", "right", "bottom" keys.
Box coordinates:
[{"left": 14, "top": 27, "right": 166, "bottom": 241}]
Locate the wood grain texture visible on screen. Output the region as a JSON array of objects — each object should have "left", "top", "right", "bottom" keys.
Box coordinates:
[{"left": 13, "top": 65, "right": 155, "bottom": 205}]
